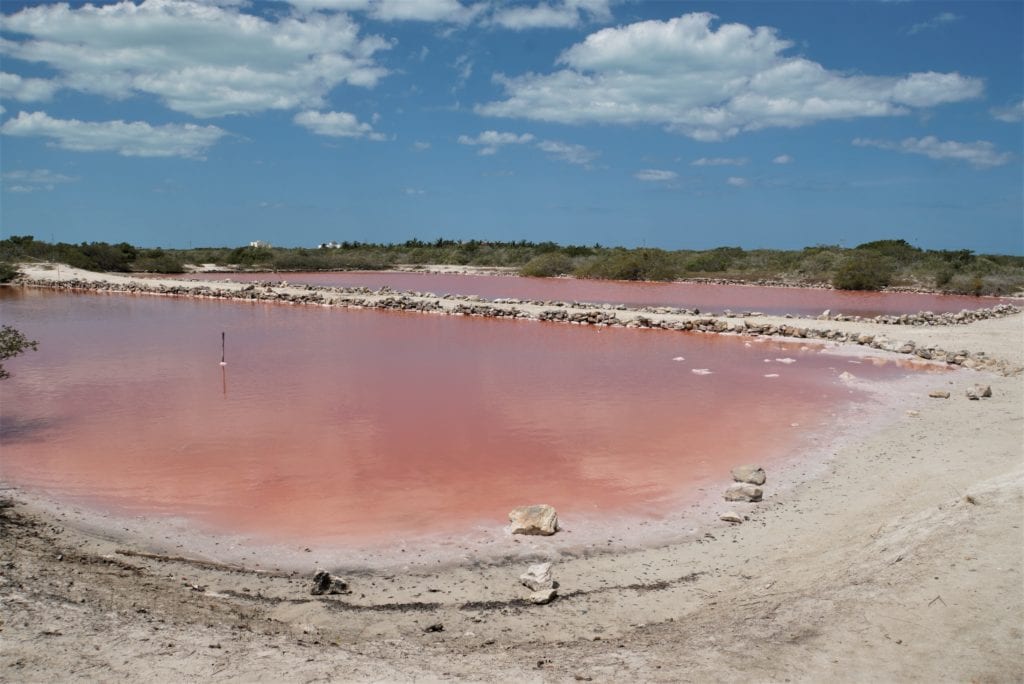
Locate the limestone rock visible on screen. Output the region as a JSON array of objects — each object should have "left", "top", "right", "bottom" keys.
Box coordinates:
[
  {"left": 509, "top": 504, "right": 559, "bottom": 536},
  {"left": 928, "top": 390, "right": 950, "bottom": 399},
  {"left": 724, "top": 483, "right": 763, "bottom": 502},
  {"left": 731, "top": 465, "right": 766, "bottom": 486},
  {"left": 520, "top": 562, "right": 554, "bottom": 591},
  {"left": 970, "top": 384, "right": 993, "bottom": 398},
  {"left": 310, "top": 570, "right": 350, "bottom": 595},
  {"left": 839, "top": 371, "right": 856, "bottom": 382},
  {"left": 529, "top": 589, "right": 557, "bottom": 605},
  {"left": 720, "top": 511, "right": 743, "bottom": 524}
]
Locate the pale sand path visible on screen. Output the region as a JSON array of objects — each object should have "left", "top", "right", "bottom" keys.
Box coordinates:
[{"left": 2, "top": 263, "right": 1022, "bottom": 681}]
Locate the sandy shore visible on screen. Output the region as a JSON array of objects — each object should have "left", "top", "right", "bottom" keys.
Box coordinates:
[{"left": 2, "top": 264, "right": 1022, "bottom": 681}]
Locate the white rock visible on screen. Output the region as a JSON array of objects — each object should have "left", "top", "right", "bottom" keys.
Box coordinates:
[
  {"left": 724, "top": 483, "right": 763, "bottom": 502},
  {"left": 509, "top": 504, "right": 558, "bottom": 536},
  {"left": 720, "top": 511, "right": 743, "bottom": 524},
  {"left": 839, "top": 371, "right": 856, "bottom": 382},
  {"left": 731, "top": 465, "right": 766, "bottom": 486},
  {"left": 520, "top": 562, "right": 554, "bottom": 591},
  {"left": 691, "top": 368, "right": 713, "bottom": 375},
  {"left": 529, "top": 589, "right": 557, "bottom": 605}
]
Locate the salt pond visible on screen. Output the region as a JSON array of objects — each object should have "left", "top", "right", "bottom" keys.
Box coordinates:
[
  {"left": 1, "top": 287, "right": 940, "bottom": 549},
  {"left": 178, "top": 270, "right": 999, "bottom": 317}
]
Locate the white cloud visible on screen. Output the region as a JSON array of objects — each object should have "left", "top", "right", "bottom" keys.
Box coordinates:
[
  {"left": 536, "top": 139, "right": 599, "bottom": 167},
  {"left": 491, "top": 0, "right": 612, "bottom": 30},
  {"left": 0, "top": 0, "right": 391, "bottom": 118},
  {"left": 772, "top": 154, "right": 793, "bottom": 164},
  {"left": 413, "top": 141, "right": 432, "bottom": 150},
  {"left": 726, "top": 176, "right": 748, "bottom": 187},
  {"left": 991, "top": 100, "right": 1024, "bottom": 123},
  {"left": 287, "top": 0, "right": 482, "bottom": 23},
  {"left": 908, "top": 12, "right": 960, "bottom": 35},
  {"left": 0, "top": 72, "right": 60, "bottom": 102},
  {"left": 477, "top": 12, "right": 983, "bottom": 141},
  {"left": 371, "top": 0, "right": 482, "bottom": 23},
  {"left": 0, "top": 111, "right": 226, "bottom": 158},
  {"left": 634, "top": 169, "right": 677, "bottom": 182},
  {"left": 458, "top": 130, "right": 534, "bottom": 155},
  {"left": 1, "top": 168, "right": 78, "bottom": 192},
  {"left": 692, "top": 156, "right": 747, "bottom": 166},
  {"left": 403, "top": 187, "right": 425, "bottom": 195},
  {"left": 453, "top": 54, "right": 474, "bottom": 90},
  {"left": 293, "top": 110, "right": 385, "bottom": 139},
  {"left": 852, "top": 136, "right": 1012, "bottom": 169}
]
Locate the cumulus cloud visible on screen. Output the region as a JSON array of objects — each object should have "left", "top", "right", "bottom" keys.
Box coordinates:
[
  {"left": 852, "top": 136, "right": 1012, "bottom": 169},
  {"left": 491, "top": 0, "right": 612, "bottom": 30},
  {"left": 536, "top": 139, "right": 599, "bottom": 167},
  {"left": 692, "top": 156, "right": 747, "bottom": 166},
  {"left": 458, "top": 130, "right": 534, "bottom": 155},
  {"left": 477, "top": 12, "right": 983, "bottom": 141},
  {"left": 293, "top": 110, "right": 385, "bottom": 139},
  {"left": 1, "top": 168, "right": 78, "bottom": 192},
  {"left": 772, "top": 154, "right": 793, "bottom": 164},
  {"left": 634, "top": 169, "right": 677, "bottom": 182},
  {"left": 0, "top": 0, "right": 391, "bottom": 118},
  {"left": 908, "top": 12, "right": 960, "bottom": 35},
  {"left": 726, "top": 176, "right": 748, "bottom": 187},
  {"left": 288, "top": 0, "right": 482, "bottom": 23},
  {"left": 413, "top": 141, "right": 432, "bottom": 150},
  {"left": 0, "top": 72, "right": 60, "bottom": 102},
  {"left": 0, "top": 111, "right": 226, "bottom": 158},
  {"left": 991, "top": 100, "right": 1024, "bottom": 123}
]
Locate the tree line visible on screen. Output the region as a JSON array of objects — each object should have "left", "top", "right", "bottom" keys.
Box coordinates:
[{"left": 1, "top": 235, "right": 1021, "bottom": 295}]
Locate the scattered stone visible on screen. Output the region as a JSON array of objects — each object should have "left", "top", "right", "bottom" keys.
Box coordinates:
[
  {"left": 906, "top": 410, "right": 920, "bottom": 417},
  {"left": 720, "top": 511, "right": 743, "bottom": 524},
  {"left": 731, "top": 465, "right": 766, "bottom": 486},
  {"left": 966, "top": 387, "right": 980, "bottom": 400},
  {"left": 520, "top": 562, "right": 554, "bottom": 591},
  {"left": 839, "top": 371, "right": 856, "bottom": 382},
  {"left": 509, "top": 504, "right": 559, "bottom": 536},
  {"left": 928, "top": 391, "right": 950, "bottom": 399},
  {"left": 691, "top": 368, "right": 713, "bottom": 375},
  {"left": 724, "top": 483, "right": 763, "bottom": 502},
  {"left": 423, "top": 623, "right": 444, "bottom": 633},
  {"left": 529, "top": 589, "right": 557, "bottom": 605},
  {"left": 310, "top": 570, "right": 350, "bottom": 596},
  {"left": 973, "top": 384, "right": 992, "bottom": 398}
]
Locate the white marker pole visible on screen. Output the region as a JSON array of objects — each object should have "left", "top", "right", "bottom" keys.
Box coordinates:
[{"left": 220, "top": 331, "right": 227, "bottom": 366}]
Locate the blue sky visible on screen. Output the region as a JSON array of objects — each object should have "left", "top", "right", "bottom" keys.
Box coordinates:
[{"left": 1, "top": 0, "right": 1021, "bottom": 253}]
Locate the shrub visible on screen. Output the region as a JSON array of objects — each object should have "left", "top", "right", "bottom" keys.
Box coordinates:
[
  {"left": 832, "top": 251, "right": 895, "bottom": 290},
  {"left": 519, "top": 252, "right": 575, "bottom": 277},
  {"left": 0, "top": 324, "right": 37, "bottom": 380},
  {"left": 0, "top": 261, "right": 19, "bottom": 283},
  {"left": 574, "top": 248, "right": 678, "bottom": 281}
]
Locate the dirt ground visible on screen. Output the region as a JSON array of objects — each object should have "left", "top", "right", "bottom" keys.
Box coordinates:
[{"left": 1, "top": 272, "right": 1022, "bottom": 682}]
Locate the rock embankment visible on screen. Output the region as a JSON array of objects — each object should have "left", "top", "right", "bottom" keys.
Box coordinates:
[{"left": 16, "top": 272, "right": 1022, "bottom": 376}]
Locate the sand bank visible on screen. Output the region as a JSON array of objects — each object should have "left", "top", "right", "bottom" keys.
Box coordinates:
[{"left": 2, "top": 264, "right": 1022, "bottom": 681}]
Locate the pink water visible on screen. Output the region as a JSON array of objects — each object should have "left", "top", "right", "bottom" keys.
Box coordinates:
[
  {"left": 178, "top": 271, "right": 999, "bottom": 317},
  {"left": 1, "top": 288, "right": 931, "bottom": 545}
]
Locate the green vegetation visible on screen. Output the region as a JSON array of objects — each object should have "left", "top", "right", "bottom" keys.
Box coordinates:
[
  {"left": 0, "top": 324, "right": 38, "bottom": 380},
  {"left": 1, "top": 234, "right": 1022, "bottom": 295}
]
